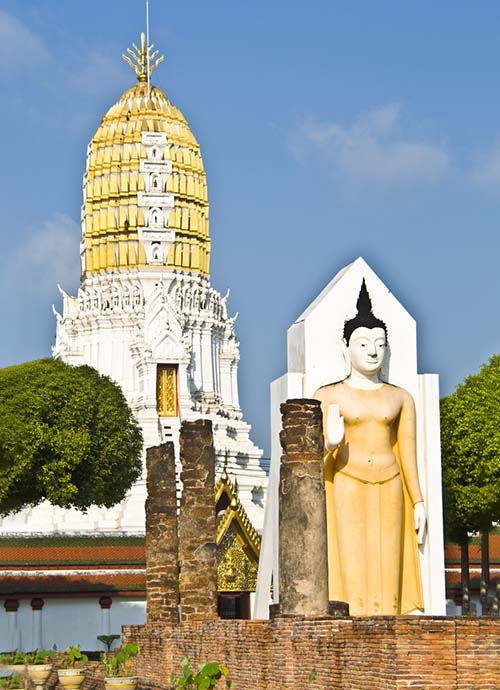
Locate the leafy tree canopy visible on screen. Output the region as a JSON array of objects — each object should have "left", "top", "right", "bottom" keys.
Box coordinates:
[
  {"left": 441, "top": 354, "right": 500, "bottom": 538},
  {"left": 0, "top": 359, "right": 143, "bottom": 516}
]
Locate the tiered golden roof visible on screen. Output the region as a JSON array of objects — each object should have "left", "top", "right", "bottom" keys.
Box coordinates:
[{"left": 82, "top": 34, "right": 210, "bottom": 277}]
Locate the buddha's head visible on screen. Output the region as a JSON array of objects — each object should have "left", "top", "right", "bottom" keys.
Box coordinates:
[{"left": 343, "top": 280, "right": 387, "bottom": 378}]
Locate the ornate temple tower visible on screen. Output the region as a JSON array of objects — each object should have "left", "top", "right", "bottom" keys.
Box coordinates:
[{"left": 0, "top": 35, "right": 266, "bottom": 535}]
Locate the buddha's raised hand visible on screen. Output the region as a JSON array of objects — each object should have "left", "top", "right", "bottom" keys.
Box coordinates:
[{"left": 326, "top": 403, "right": 345, "bottom": 450}]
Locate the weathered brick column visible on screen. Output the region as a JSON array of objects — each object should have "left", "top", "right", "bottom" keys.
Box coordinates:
[
  {"left": 278, "top": 399, "right": 329, "bottom": 615},
  {"left": 178, "top": 419, "right": 218, "bottom": 621},
  {"left": 145, "top": 443, "right": 179, "bottom": 623}
]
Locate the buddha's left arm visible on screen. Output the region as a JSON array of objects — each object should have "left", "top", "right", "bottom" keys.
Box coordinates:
[{"left": 397, "top": 391, "right": 424, "bottom": 506}]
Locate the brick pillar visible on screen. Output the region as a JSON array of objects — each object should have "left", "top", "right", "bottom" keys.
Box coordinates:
[
  {"left": 178, "top": 420, "right": 218, "bottom": 621},
  {"left": 278, "top": 399, "right": 329, "bottom": 615},
  {"left": 145, "top": 443, "right": 180, "bottom": 623}
]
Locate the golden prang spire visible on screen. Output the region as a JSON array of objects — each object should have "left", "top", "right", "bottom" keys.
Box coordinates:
[
  {"left": 122, "top": 32, "right": 164, "bottom": 82},
  {"left": 82, "top": 28, "right": 211, "bottom": 278}
]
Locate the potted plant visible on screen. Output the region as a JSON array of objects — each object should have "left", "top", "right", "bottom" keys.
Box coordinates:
[
  {"left": 25, "top": 650, "right": 55, "bottom": 687},
  {"left": 0, "top": 652, "right": 27, "bottom": 688},
  {"left": 11, "top": 653, "right": 27, "bottom": 687},
  {"left": 57, "top": 646, "right": 88, "bottom": 690},
  {"left": 0, "top": 654, "right": 16, "bottom": 669},
  {"left": 0, "top": 653, "right": 26, "bottom": 675},
  {"left": 0, "top": 672, "right": 22, "bottom": 690},
  {"left": 102, "top": 643, "right": 139, "bottom": 690}
]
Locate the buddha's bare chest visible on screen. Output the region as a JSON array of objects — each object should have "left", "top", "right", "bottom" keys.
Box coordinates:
[{"left": 337, "top": 394, "right": 401, "bottom": 428}]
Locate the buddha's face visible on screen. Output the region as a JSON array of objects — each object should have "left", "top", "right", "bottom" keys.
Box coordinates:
[{"left": 346, "top": 326, "right": 386, "bottom": 377}]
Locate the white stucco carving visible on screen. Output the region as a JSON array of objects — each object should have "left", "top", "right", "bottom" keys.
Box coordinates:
[{"left": 0, "top": 268, "right": 267, "bottom": 536}]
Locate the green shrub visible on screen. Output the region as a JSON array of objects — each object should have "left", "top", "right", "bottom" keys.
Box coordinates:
[
  {"left": 63, "top": 646, "right": 88, "bottom": 668},
  {"left": 170, "top": 657, "right": 231, "bottom": 689},
  {"left": 25, "top": 650, "right": 55, "bottom": 665},
  {"left": 102, "top": 643, "right": 139, "bottom": 678}
]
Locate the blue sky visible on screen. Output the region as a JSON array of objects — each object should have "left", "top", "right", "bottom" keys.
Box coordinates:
[{"left": 1, "top": 1, "right": 500, "bottom": 455}]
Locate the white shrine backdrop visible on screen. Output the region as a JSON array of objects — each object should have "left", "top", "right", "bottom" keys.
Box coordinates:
[{"left": 254, "top": 257, "right": 446, "bottom": 617}]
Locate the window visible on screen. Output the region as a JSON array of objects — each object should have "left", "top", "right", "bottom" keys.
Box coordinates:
[{"left": 156, "top": 364, "right": 178, "bottom": 416}]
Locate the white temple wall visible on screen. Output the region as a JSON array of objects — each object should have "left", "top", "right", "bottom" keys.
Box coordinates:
[
  {"left": 219, "top": 354, "right": 232, "bottom": 407},
  {"left": 0, "top": 598, "right": 146, "bottom": 653},
  {"left": 200, "top": 327, "right": 215, "bottom": 395},
  {"left": 231, "top": 362, "right": 240, "bottom": 409},
  {"left": 191, "top": 325, "right": 203, "bottom": 392},
  {"left": 177, "top": 362, "right": 193, "bottom": 415},
  {"left": 416, "top": 373, "right": 447, "bottom": 614},
  {"left": 213, "top": 332, "right": 221, "bottom": 396}
]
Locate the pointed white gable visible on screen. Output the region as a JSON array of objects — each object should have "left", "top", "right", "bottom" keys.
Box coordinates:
[{"left": 287, "top": 257, "right": 418, "bottom": 398}]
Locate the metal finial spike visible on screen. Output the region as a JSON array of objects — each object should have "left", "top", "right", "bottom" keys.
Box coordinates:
[
  {"left": 146, "top": 0, "right": 150, "bottom": 98},
  {"left": 122, "top": 30, "right": 165, "bottom": 84}
]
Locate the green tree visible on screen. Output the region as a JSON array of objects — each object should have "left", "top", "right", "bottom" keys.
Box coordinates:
[
  {"left": 441, "top": 354, "right": 500, "bottom": 612},
  {"left": 0, "top": 358, "right": 143, "bottom": 515}
]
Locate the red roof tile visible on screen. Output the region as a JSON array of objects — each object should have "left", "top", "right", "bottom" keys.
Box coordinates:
[
  {"left": 0, "top": 571, "right": 146, "bottom": 596},
  {"left": 0, "top": 545, "right": 145, "bottom": 566}
]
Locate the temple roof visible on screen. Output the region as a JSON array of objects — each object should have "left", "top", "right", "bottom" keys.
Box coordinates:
[
  {"left": 0, "top": 536, "right": 146, "bottom": 596},
  {"left": 216, "top": 469, "right": 261, "bottom": 554}
]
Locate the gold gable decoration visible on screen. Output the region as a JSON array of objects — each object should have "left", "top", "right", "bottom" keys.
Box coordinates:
[{"left": 215, "top": 465, "right": 261, "bottom": 593}]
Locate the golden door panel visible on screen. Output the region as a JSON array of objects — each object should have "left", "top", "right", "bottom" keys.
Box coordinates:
[{"left": 157, "top": 364, "right": 178, "bottom": 416}]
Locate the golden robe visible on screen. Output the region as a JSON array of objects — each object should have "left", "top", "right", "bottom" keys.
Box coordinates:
[{"left": 320, "top": 382, "right": 424, "bottom": 616}]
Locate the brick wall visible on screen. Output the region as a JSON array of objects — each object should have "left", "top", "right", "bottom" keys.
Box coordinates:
[{"left": 123, "top": 616, "right": 500, "bottom": 690}]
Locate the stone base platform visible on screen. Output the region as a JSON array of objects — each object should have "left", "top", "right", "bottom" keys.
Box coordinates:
[{"left": 124, "top": 615, "right": 500, "bottom": 690}]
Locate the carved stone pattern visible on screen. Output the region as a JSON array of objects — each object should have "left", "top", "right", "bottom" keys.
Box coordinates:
[
  {"left": 78, "top": 280, "right": 144, "bottom": 314},
  {"left": 144, "top": 287, "right": 185, "bottom": 361},
  {"left": 171, "top": 281, "right": 226, "bottom": 322}
]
